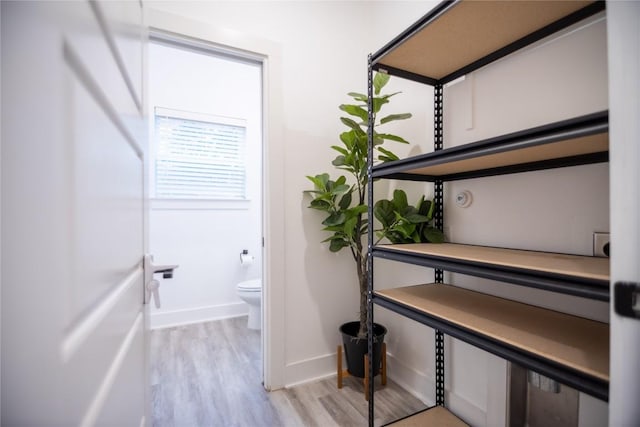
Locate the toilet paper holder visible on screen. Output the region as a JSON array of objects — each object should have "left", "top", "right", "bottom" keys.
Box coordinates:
[{"left": 240, "top": 249, "right": 254, "bottom": 265}]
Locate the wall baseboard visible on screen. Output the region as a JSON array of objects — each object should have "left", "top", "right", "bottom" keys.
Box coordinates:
[
  {"left": 284, "top": 352, "right": 337, "bottom": 388},
  {"left": 150, "top": 302, "right": 248, "bottom": 329}
]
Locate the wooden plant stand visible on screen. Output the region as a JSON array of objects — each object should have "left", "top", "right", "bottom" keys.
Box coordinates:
[{"left": 336, "top": 343, "right": 387, "bottom": 400}]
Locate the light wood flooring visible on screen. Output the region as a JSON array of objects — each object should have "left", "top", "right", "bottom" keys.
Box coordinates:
[{"left": 150, "top": 317, "right": 426, "bottom": 426}]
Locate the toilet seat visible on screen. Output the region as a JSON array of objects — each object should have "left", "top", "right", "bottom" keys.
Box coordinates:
[{"left": 237, "top": 279, "right": 261, "bottom": 292}]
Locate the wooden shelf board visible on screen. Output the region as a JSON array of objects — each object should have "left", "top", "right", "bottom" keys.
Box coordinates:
[
  {"left": 404, "top": 133, "right": 607, "bottom": 177},
  {"left": 385, "top": 405, "right": 468, "bottom": 427},
  {"left": 375, "top": 1, "right": 596, "bottom": 81},
  {"left": 377, "top": 243, "right": 609, "bottom": 283},
  {"left": 375, "top": 284, "right": 609, "bottom": 382}
]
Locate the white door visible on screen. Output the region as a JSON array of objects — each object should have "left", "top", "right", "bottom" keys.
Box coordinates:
[
  {"left": 2, "top": 1, "right": 149, "bottom": 425},
  {"left": 607, "top": 1, "right": 640, "bottom": 425}
]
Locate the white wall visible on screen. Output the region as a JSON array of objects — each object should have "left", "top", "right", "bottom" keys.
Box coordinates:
[
  {"left": 147, "top": 41, "right": 263, "bottom": 328},
  {"left": 143, "top": 2, "right": 609, "bottom": 426}
]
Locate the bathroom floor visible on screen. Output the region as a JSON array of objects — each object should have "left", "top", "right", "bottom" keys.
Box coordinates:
[{"left": 150, "top": 317, "right": 426, "bottom": 426}]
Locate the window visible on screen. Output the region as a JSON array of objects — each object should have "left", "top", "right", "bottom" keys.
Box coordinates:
[{"left": 153, "top": 108, "right": 247, "bottom": 200}]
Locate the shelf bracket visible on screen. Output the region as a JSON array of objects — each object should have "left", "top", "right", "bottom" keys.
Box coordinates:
[{"left": 614, "top": 282, "right": 640, "bottom": 319}]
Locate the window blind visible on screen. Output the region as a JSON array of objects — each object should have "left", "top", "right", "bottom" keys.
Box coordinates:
[{"left": 154, "top": 110, "right": 247, "bottom": 199}]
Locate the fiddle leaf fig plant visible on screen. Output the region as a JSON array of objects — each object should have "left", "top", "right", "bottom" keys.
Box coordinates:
[
  {"left": 374, "top": 190, "right": 445, "bottom": 244},
  {"left": 304, "top": 73, "right": 443, "bottom": 338}
]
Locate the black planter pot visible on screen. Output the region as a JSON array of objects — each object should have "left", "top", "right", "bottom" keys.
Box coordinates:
[{"left": 339, "top": 321, "right": 387, "bottom": 378}]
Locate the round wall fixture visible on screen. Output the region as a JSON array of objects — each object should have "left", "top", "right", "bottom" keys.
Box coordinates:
[{"left": 455, "top": 190, "right": 473, "bottom": 208}]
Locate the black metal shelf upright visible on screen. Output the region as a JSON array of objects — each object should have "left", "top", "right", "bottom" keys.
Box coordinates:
[
  {"left": 433, "top": 81, "right": 445, "bottom": 409},
  {"left": 366, "top": 53, "right": 376, "bottom": 425},
  {"left": 366, "top": 1, "right": 608, "bottom": 426}
]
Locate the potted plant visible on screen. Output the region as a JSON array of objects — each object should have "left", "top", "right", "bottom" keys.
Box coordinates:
[{"left": 304, "top": 73, "right": 443, "bottom": 379}]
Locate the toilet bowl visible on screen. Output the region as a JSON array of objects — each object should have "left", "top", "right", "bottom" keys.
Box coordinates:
[{"left": 237, "top": 279, "right": 262, "bottom": 330}]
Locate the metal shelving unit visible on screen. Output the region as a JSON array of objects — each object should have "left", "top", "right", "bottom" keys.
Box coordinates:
[{"left": 365, "top": 1, "right": 608, "bottom": 425}]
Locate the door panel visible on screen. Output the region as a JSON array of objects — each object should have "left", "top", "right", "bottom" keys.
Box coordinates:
[
  {"left": 61, "top": 272, "right": 143, "bottom": 422},
  {"left": 96, "top": 317, "right": 150, "bottom": 427},
  {"left": 66, "top": 56, "right": 143, "bottom": 322},
  {"left": 1, "top": 1, "right": 147, "bottom": 425},
  {"left": 82, "top": 315, "right": 145, "bottom": 427}
]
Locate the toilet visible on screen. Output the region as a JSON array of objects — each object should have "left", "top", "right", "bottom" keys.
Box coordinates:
[{"left": 236, "top": 279, "right": 262, "bottom": 330}]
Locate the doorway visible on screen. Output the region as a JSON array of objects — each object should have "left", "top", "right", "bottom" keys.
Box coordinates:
[{"left": 147, "top": 32, "right": 265, "bottom": 381}]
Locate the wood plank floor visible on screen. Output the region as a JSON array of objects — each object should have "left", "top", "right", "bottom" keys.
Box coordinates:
[{"left": 150, "top": 317, "right": 426, "bottom": 426}]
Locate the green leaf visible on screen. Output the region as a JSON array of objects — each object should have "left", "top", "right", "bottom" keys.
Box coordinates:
[
  {"left": 427, "top": 198, "right": 435, "bottom": 220},
  {"left": 337, "top": 154, "right": 357, "bottom": 172},
  {"left": 380, "top": 91, "right": 401, "bottom": 100},
  {"left": 354, "top": 133, "right": 368, "bottom": 156},
  {"left": 329, "top": 238, "right": 349, "bottom": 252},
  {"left": 392, "top": 189, "right": 408, "bottom": 211},
  {"left": 372, "top": 97, "right": 389, "bottom": 113},
  {"left": 373, "top": 72, "right": 390, "bottom": 95},
  {"left": 393, "top": 220, "right": 416, "bottom": 239},
  {"left": 385, "top": 231, "right": 404, "bottom": 244},
  {"left": 359, "top": 163, "right": 368, "bottom": 179},
  {"left": 331, "top": 145, "right": 349, "bottom": 156},
  {"left": 380, "top": 113, "right": 412, "bottom": 125},
  {"left": 340, "top": 117, "right": 365, "bottom": 134},
  {"left": 309, "top": 199, "right": 331, "bottom": 211},
  {"left": 377, "top": 133, "right": 409, "bottom": 144},
  {"left": 338, "top": 192, "right": 352, "bottom": 210},
  {"left": 322, "top": 212, "right": 346, "bottom": 227},
  {"left": 306, "top": 173, "right": 330, "bottom": 191},
  {"left": 332, "top": 155, "right": 345, "bottom": 167},
  {"left": 332, "top": 184, "right": 350, "bottom": 196},
  {"left": 321, "top": 234, "right": 338, "bottom": 243},
  {"left": 308, "top": 193, "right": 332, "bottom": 204},
  {"left": 348, "top": 204, "right": 368, "bottom": 216},
  {"left": 404, "top": 213, "right": 431, "bottom": 223},
  {"left": 417, "top": 198, "right": 429, "bottom": 216},
  {"left": 377, "top": 147, "right": 399, "bottom": 162},
  {"left": 339, "top": 104, "right": 369, "bottom": 122},
  {"left": 423, "top": 227, "right": 445, "bottom": 243},
  {"left": 343, "top": 217, "right": 358, "bottom": 240},
  {"left": 340, "top": 131, "right": 357, "bottom": 149},
  {"left": 348, "top": 92, "right": 368, "bottom": 102},
  {"left": 373, "top": 199, "right": 395, "bottom": 227}
]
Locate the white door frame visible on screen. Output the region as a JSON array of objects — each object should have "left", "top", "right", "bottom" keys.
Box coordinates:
[{"left": 143, "top": 8, "right": 287, "bottom": 390}]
